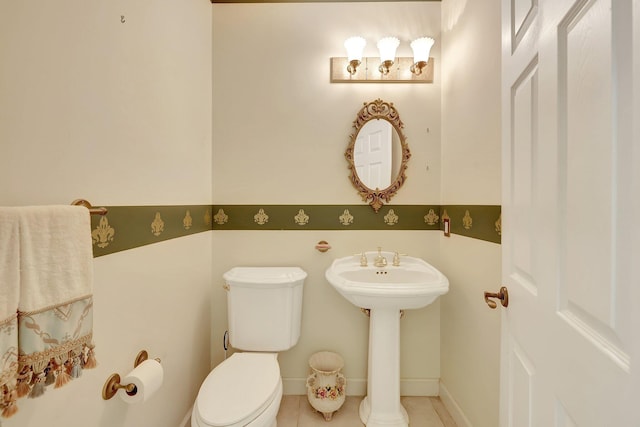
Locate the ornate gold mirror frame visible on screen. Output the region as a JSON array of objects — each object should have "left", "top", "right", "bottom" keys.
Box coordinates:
[{"left": 345, "top": 99, "right": 411, "bottom": 212}]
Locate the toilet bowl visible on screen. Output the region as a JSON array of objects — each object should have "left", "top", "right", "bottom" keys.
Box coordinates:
[
  {"left": 191, "top": 267, "right": 307, "bottom": 427},
  {"left": 191, "top": 353, "right": 282, "bottom": 427}
]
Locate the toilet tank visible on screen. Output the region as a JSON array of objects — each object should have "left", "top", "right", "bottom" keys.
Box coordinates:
[{"left": 224, "top": 266, "right": 307, "bottom": 352}]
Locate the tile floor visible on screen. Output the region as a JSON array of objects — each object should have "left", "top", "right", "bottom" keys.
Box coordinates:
[{"left": 276, "top": 395, "right": 458, "bottom": 427}]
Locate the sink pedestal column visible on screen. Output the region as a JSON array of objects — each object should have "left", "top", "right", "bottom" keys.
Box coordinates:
[{"left": 359, "top": 307, "right": 408, "bottom": 427}]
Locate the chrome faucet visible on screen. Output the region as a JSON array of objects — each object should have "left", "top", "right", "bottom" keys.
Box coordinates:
[{"left": 374, "top": 247, "right": 387, "bottom": 267}]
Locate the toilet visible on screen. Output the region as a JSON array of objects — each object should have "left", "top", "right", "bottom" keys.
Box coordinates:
[{"left": 191, "top": 266, "right": 307, "bottom": 427}]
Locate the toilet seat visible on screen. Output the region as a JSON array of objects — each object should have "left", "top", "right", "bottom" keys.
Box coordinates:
[{"left": 193, "top": 353, "right": 281, "bottom": 427}]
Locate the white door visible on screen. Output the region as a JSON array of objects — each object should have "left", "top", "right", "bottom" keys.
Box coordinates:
[
  {"left": 500, "top": 0, "right": 639, "bottom": 426},
  {"left": 354, "top": 119, "right": 393, "bottom": 190}
]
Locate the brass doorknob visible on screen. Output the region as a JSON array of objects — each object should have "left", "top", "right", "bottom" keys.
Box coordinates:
[{"left": 484, "top": 286, "right": 509, "bottom": 309}]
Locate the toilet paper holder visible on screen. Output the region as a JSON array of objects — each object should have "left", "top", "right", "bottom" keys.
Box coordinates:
[{"left": 102, "top": 350, "right": 161, "bottom": 400}]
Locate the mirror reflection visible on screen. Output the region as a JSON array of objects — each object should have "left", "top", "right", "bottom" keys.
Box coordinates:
[
  {"left": 353, "top": 120, "right": 402, "bottom": 190},
  {"left": 346, "top": 99, "right": 411, "bottom": 212}
]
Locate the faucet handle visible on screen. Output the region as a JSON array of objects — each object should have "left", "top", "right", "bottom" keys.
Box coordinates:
[
  {"left": 392, "top": 252, "right": 406, "bottom": 266},
  {"left": 360, "top": 252, "right": 368, "bottom": 267}
]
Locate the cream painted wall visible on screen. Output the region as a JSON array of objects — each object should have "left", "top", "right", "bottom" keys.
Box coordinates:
[
  {"left": 0, "top": 1, "right": 213, "bottom": 426},
  {"left": 440, "top": 0, "right": 501, "bottom": 205},
  {"left": 438, "top": 236, "right": 501, "bottom": 427},
  {"left": 440, "top": 0, "right": 502, "bottom": 426},
  {"left": 212, "top": 2, "right": 441, "bottom": 205},
  {"left": 212, "top": 2, "right": 443, "bottom": 395}
]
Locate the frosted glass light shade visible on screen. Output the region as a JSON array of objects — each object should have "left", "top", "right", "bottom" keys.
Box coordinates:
[
  {"left": 377, "top": 37, "right": 400, "bottom": 62},
  {"left": 411, "top": 37, "right": 435, "bottom": 63},
  {"left": 344, "top": 36, "right": 366, "bottom": 62}
]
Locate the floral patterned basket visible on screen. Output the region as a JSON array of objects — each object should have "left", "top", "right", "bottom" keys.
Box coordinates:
[{"left": 306, "top": 351, "right": 346, "bottom": 421}]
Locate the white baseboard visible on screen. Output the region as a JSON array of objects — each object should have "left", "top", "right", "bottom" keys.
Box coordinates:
[
  {"left": 439, "top": 382, "right": 472, "bottom": 427},
  {"left": 282, "top": 378, "right": 439, "bottom": 397}
]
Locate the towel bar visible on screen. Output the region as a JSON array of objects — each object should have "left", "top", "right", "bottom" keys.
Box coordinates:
[{"left": 71, "top": 199, "right": 108, "bottom": 215}]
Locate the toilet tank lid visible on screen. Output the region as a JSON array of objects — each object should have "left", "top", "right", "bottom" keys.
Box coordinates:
[
  {"left": 196, "top": 353, "right": 280, "bottom": 426},
  {"left": 223, "top": 267, "right": 307, "bottom": 286}
]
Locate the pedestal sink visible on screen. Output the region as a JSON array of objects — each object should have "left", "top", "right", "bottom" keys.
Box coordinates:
[{"left": 325, "top": 251, "right": 449, "bottom": 427}]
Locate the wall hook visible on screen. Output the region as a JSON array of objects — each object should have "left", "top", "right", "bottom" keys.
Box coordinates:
[
  {"left": 121, "top": 15, "right": 126, "bottom": 23},
  {"left": 314, "top": 240, "right": 331, "bottom": 253}
]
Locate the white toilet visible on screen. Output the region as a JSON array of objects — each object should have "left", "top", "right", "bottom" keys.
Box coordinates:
[{"left": 191, "top": 266, "right": 307, "bottom": 427}]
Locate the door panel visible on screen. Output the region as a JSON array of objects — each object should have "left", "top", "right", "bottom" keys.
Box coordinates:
[
  {"left": 559, "top": 0, "right": 617, "bottom": 333},
  {"left": 555, "top": 401, "right": 578, "bottom": 427},
  {"left": 511, "top": 0, "right": 538, "bottom": 51},
  {"left": 509, "top": 57, "right": 538, "bottom": 296},
  {"left": 508, "top": 341, "right": 535, "bottom": 427}
]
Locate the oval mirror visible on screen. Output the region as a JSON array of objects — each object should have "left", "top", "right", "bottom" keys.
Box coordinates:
[{"left": 345, "top": 99, "right": 411, "bottom": 212}]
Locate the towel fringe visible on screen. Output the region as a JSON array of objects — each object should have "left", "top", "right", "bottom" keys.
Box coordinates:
[
  {"left": 28, "top": 374, "right": 46, "bottom": 398},
  {"left": 7, "top": 340, "right": 97, "bottom": 410},
  {"left": 83, "top": 344, "right": 97, "bottom": 369},
  {"left": 0, "top": 343, "right": 98, "bottom": 419},
  {"left": 52, "top": 357, "right": 71, "bottom": 389},
  {"left": 54, "top": 370, "right": 71, "bottom": 389},
  {"left": 0, "top": 383, "right": 18, "bottom": 418},
  {"left": 15, "top": 369, "right": 31, "bottom": 398},
  {"left": 44, "top": 367, "right": 55, "bottom": 386}
]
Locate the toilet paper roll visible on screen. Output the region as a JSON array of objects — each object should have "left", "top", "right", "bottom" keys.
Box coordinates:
[{"left": 118, "top": 359, "right": 164, "bottom": 404}]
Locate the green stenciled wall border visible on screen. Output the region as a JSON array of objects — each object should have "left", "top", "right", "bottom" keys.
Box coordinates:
[
  {"left": 89, "top": 204, "right": 500, "bottom": 257},
  {"left": 441, "top": 205, "right": 502, "bottom": 244},
  {"left": 212, "top": 205, "right": 501, "bottom": 243},
  {"left": 90, "top": 205, "right": 212, "bottom": 258},
  {"left": 211, "top": 205, "right": 442, "bottom": 231}
]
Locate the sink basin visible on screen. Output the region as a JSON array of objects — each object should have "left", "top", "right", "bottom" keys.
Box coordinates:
[
  {"left": 325, "top": 251, "right": 449, "bottom": 427},
  {"left": 325, "top": 251, "right": 449, "bottom": 310}
]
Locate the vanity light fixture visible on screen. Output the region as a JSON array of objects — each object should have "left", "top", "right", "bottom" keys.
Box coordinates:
[
  {"left": 344, "top": 36, "right": 366, "bottom": 75},
  {"left": 330, "top": 36, "right": 435, "bottom": 83},
  {"left": 377, "top": 37, "right": 400, "bottom": 75},
  {"left": 410, "top": 37, "right": 435, "bottom": 75}
]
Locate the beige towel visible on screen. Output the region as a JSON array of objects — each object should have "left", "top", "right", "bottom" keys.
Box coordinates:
[
  {"left": 18, "top": 206, "right": 94, "bottom": 312},
  {"left": 0, "top": 208, "right": 20, "bottom": 417},
  {"left": 16, "top": 205, "right": 96, "bottom": 401}
]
